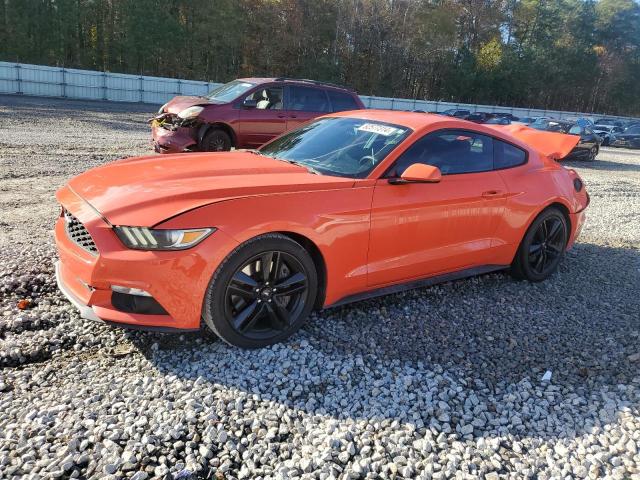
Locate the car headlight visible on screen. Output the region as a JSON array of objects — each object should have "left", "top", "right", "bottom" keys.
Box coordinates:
[
  {"left": 177, "top": 106, "right": 204, "bottom": 119},
  {"left": 114, "top": 227, "right": 215, "bottom": 250},
  {"left": 158, "top": 102, "right": 169, "bottom": 114}
]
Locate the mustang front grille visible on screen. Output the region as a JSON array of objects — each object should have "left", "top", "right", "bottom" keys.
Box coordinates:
[{"left": 63, "top": 209, "right": 98, "bottom": 254}]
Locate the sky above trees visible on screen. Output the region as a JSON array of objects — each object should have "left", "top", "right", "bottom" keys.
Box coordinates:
[{"left": 1, "top": 0, "right": 639, "bottom": 115}]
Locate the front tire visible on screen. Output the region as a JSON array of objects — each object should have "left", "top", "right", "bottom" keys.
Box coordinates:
[
  {"left": 201, "top": 129, "right": 232, "bottom": 152},
  {"left": 510, "top": 208, "right": 568, "bottom": 282},
  {"left": 203, "top": 234, "right": 317, "bottom": 348},
  {"left": 587, "top": 145, "right": 598, "bottom": 161}
]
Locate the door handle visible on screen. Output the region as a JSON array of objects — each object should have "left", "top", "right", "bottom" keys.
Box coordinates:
[
  {"left": 290, "top": 114, "right": 297, "bottom": 119},
  {"left": 482, "top": 190, "right": 503, "bottom": 197},
  {"left": 277, "top": 114, "right": 286, "bottom": 118}
]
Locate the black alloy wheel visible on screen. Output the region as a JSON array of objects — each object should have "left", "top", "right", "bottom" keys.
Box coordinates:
[
  {"left": 527, "top": 216, "right": 566, "bottom": 276},
  {"left": 224, "top": 251, "right": 308, "bottom": 339},
  {"left": 588, "top": 145, "right": 598, "bottom": 161},
  {"left": 203, "top": 234, "right": 317, "bottom": 348},
  {"left": 511, "top": 207, "right": 568, "bottom": 282}
]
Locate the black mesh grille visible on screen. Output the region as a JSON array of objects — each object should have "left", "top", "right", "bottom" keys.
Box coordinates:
[{"left": 63, "top": 209, "right": 98, "bottom": 254}]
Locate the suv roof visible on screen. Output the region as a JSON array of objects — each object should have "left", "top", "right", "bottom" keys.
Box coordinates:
[{"left": 237, "top": 77, "right": 355, "bottom": 92}]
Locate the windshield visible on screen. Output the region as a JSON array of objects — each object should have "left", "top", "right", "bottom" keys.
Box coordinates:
[
  {"left": 595, "top": 126, "right": 612, "bottom": 132},
  {"left": 258, "top": 117, "right": 411, "bottom": 178},
  {"left": 205, "top": 80, "right": 255, "bottom": 102},
  {"left": 568, "top": 125, "right": 582, "bottom": 135}
]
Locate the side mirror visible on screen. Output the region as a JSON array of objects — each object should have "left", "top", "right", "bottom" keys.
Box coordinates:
[
  {"left": 242, "top": 98, "right": 257, "bottom": 109},
  {"left": 390, "top": 164, "right": 442, "bottom": 184}
]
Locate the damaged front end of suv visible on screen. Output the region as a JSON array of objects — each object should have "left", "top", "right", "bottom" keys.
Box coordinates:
[{"left": 150, "top": 105, "right": 207, "bottom": 153}]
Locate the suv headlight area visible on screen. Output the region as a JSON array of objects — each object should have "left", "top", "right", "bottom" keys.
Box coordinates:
[
  {"left": 115, "top": 227, "right": 215, "bottom": 250},
  {"left": 177, "top": 106, "right": 204, "bottom": 119}
]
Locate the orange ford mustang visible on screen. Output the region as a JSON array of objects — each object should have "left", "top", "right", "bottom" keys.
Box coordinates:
[{"left": 55, "top": 111, "right": 589, "bottom": 348}]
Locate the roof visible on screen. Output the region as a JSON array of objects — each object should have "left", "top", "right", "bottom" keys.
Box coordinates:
[{"left": 237, "top": 77, "right": 354, "bottom": 91}]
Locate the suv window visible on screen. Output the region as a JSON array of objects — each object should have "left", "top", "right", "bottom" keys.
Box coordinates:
[
  {"left": 389, "top": 130, "right": 494, "bottom": 176},
  {"left": 327, "top": 90, "right": 360, "bottom": 112},
  {"left": 289, "top": 86, "right": 331, "bottom": 112},
  {"left": 494, "top": 140, "right": 527, "bottom": 169},
  {"left": 244, "top": 86, "right": 283, "bottom": 110}
]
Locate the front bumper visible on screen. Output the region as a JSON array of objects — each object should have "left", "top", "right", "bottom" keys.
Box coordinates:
[
  {"left": 151, "top": 123, "right": 198, "bottom": 153},
  {"left": 55, "top": 186, "right": 238, "bottom": 331},
  {"left": 55, "top": 261, "right": 100, "bottom": 322}
]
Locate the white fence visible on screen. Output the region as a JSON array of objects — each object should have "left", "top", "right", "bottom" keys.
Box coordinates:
[
  {"left": 0, "top": 62, "right": 222, "bottom": 104},
  {"left": 0, "top": 61, "right": 637, "bottom": 122}
]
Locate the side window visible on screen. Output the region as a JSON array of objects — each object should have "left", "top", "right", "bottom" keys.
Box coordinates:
[
  {"left": 289, "top": 86, "right": 331, "bottom": 112},
  {"left": 568, "top": 125, "right": 583, "bottom": 135},
  {"left": 245, "top": 86, "right": 283, "bottom": 110},
  {"left": 494, "top": 140, "right": 527, "bottom": 169},
  {"left": 327, "top": 90, "right": 360, "bottom": 112},
  {"left": 389, "top": 130, "right": 494, "bottom": 176}
]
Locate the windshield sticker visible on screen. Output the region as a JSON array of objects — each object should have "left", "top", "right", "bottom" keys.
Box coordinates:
[{"left": 357, "top": 123, "right": 400, "bottom": 136}]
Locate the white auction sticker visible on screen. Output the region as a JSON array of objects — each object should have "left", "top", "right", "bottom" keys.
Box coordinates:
[{"left": 357, "top": 123, "right": 399, "bottom": 136}]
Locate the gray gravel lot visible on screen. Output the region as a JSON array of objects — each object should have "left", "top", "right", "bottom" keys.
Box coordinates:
[{"left": 0, "top": 94, "right": 638, "bottom": 479}]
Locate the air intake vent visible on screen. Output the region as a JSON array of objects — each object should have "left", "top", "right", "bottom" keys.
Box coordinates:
[{"left": 63, "top": 209, "right": 98, "bottom": 254}]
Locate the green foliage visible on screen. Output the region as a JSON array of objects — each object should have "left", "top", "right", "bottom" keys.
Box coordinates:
[{"left": 0, "top": 0, "right": 638, "bottom": 115}]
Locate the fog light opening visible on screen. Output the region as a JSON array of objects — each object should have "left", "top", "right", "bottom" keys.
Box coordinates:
[{"left": 111, "top": 285, "right": 152, "bottom": 297}]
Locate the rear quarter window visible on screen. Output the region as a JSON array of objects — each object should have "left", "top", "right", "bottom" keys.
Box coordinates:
[
  {"left": 327, "top": 90, "right": 360, "bottom": 112},
  {"left": 494, "top": 140, "right": 527, "bottom": 169}
]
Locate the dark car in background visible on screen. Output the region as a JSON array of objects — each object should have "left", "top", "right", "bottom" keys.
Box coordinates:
[
  {"left": 150, "top": 77, "right": 364, "bottom": 153},
  {"left": 484, "top": 116, "right": 511, "bottom": 125},
  {"left": 492, "top": 112, "right": 519, "bottom": 121},
  {"left": 593, "top": 124, "right": 624, "bottom": 146},
  {"left": 513, "top": 116, "right": 536, "bottom": 125},
  {"left": 564, "top": 124, "right": 601, "bottom": 160},
  {"left": 440, "top": 108, "right": 471, "bottom": 118},
  {"left": 465, "top": 112, "right": 494, "bottom": 123},
  {"left": 611, "top": 125, "right": 640, "bottom": 149}
]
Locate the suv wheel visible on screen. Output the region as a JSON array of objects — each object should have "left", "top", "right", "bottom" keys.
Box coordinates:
[{"left": 202, "top": 129, "right": 232, "bottom": 152}]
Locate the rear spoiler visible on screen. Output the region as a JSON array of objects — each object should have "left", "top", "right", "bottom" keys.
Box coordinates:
[{"left": 488, "top": 124, "right": 580, "bottom": 160}]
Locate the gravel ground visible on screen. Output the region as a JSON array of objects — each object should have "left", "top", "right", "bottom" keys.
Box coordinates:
[{"left": 0, "top": 94, "right": 639, "bottom": 480}]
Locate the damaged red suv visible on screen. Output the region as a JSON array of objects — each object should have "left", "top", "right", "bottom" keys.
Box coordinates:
[{"left": 151, "top": 77, "right": 365, "bottom": 153}]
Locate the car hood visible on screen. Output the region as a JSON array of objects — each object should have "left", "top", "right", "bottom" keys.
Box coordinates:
[
  {"left": 164, "top": 95, "right": 218, "bottom": 114},
  {"left": 65, "top": 151, "right": 355, "bottom": 226}
]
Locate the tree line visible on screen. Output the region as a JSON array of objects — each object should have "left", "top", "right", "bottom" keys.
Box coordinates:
[{"left": 1, "top": 0, "right": 639, "bottom": 115}]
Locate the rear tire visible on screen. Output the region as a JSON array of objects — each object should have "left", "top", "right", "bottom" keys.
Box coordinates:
[
  {"left": 510, "top": 207, "right": 568, "bottom": 282},
  {"left": 202, "top": 129, "right": 232, "bottom": 152},
  {"left": 203, "top": 234, "right": 317, "bottom": 348}
]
